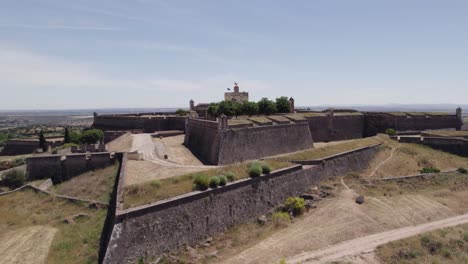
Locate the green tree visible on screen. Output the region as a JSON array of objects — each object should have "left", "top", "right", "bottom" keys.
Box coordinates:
[
  {"left": 258, "top": 98, "right": 277, "bottom": 115},
  {"left": 69, "top": 131, "right": 81, "bottom": 144},
  {"left": 232, "top": 102, "right": 243, "bottom": 117},
  {"left": 276, "top": 96, "right": 290, "bottom": 113},
  {"left": 0, "top": 132, "right": 8, "bottom": 147},
  {"left": 38, "top": 130, "right": 47, "bottom": 152},
  {"left": 241, "top": 101, "right": 259, "bottom": 116},
  {"left": 207, "top": 103, "right": 220, "bottom": 118},
  {"left": 218, "top": 101, "right": 236, "bottom": 116},
  {"left": 63, "top": 128, "right": 70, "bottom": 144},
  {"left": 79, "top": 129, "right": 104, "bottom": 144}
]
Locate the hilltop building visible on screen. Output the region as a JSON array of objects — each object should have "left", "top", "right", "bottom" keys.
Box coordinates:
[{"left": 224, "top": 82, "right": 248, "bottom": 102}]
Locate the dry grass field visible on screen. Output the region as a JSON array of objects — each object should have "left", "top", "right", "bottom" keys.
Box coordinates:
[
  {"left": 0, "top": 190, "right": 107, "bottom": 264},
  {"left": 50, "top": 163, "right": 119, "bottom": 203},
  {"left": 376, "top": 223, "right": 468, "bottom": 264}
]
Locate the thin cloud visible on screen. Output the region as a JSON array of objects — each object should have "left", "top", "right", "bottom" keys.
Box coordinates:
[{"left": 0, "top": 24, "right": 124, "bottom": 31}]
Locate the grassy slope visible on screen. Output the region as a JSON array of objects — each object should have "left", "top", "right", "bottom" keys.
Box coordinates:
[
  {"left": 272, "top": 135, "right": 383, "bottom": 162},
  {"left": 362, "top": 141, "right": 468, "bottom": 178},
  {"left": 376, "top": 223, "right": 468, "bottom": 264},
  {"left": 50, "top": 163, "right": 119, "bottom": 203},
  {"left": 123, "top": 160, "right": 291, "bottom": 209},
  {"left": 0, "top": 190, "right": 106, "bottom": 264}
]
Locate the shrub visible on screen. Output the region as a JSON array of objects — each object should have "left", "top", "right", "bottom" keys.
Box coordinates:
[
  {"left": 385, "top": 128, "right": 397, "bottom": 135},
  {"left": 284, "top": 197, "right": 305, "bottom": 216},
  {"left": 419, "top": 167, "right": 441, "bottom": 174},
  {"left": 463, "top": 232, "right": 468, "bottom": 242},
  {"left": 193, "top": 174, "right": 210, "bottom": 191},
  {"left": 219, "top": 175, "right": 227, "bottom": 186},
  {"left": 11, "top": 157, "right": 25, "bottom": 167},
  {"left": 420, "top": 235, "right": 442, "bottom": 254},
  {"left": 248, "top": 164, "right": 262, "bottom": 178},
  {"left": 209, "top": 176, "right": 220, "bottom": 188},
  {"left": 272, "top": 212, "right": 290, "bottom": 228},
  {"left": 261, "top": 163, "right": 271, "bottom": 174},
  {"left": 150, "top": 180, "right": 161, "bottom": 188},
  {"left": 457, "top": 167, "right": 468, "bottom": 174},
  {"left": 175, "top": 109, "right": 189, "bottom": 115},
  {"left": 225, "top": 172, "right": 235, "bottom": 182},
  {"left": 1, "top": 169, "right": 25, "bottom": 189}
]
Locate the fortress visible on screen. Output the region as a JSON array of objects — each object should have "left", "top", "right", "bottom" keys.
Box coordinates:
[{"left": 92, "top": 84, "right": 463, "bottom": 165}]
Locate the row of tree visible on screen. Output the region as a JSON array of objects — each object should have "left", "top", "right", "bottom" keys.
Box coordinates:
[
  {"left": 207, "top": 97, "right": 291, "bottom": 117},
  {"left": 63, "top": 128, "right": 104, "bottom": 145}
]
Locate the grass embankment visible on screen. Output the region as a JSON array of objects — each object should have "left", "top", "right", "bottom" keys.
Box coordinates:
[
  {"left": 123, "top": 160, "right": 291, "bottom": 209},
  {"left": 272, "top": 135, "right": 383, "bottom": 162},
  {"left": 362, "top": 142, "right": 468, "bottom": 178},
  {"left": 0, "top": 190, "right": 107, "bottom": 263},
  {"left": 354, "top": 172, "right": 468, "bottom": 198},
  {"left": 376, "top": 223, "right": 468, "bottom": 264},
  {"left": 423, "top": 130, "right": 468, "bottom": 137},
  {"left": 51, "top": 163, "right": 119, "bottom": 203}
]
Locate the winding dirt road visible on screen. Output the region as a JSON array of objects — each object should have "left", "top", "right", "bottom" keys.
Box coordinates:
[{"left": 286, "top": 213, "right": 468, "bottom": 264}]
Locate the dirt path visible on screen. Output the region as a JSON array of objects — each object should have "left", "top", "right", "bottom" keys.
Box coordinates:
[
  {"left": 0, "top": 226, "right": 57, "bottom": 264},
  {"left": 125, "top": 134, "right": 215, "bottom": 185},
  {"left": 221, "top": 188, "right": 456, "bottom": 264},
  {"left": 368, "top": 145, "right": 398, "bottom": 177},
  {"left": 287, "top": 213, "right": 468, "bottom": 264}
]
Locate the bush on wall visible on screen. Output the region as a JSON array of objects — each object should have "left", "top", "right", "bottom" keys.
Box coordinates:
[
  {"left": 193, "top": 174, "right": 210, "bottom": 191},
  {"left": 209, "top": 176, "right": 220, "bottom": 188}
]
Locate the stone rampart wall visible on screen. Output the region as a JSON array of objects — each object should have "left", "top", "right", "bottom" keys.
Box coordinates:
[
  {"left": 364, "top": 113, "right": 460, "bottom": 136},
  {"left": 0, "top": 140, "right": 61, "bottom": 156},
  {"left": 184, "top": 119, "right": 220, "bottom": 164},
  {"left": 305, "top": 115, "right": 364, "bottom": 142},
  {"left": 217, "top": 123, "right": 313, "bottom": 165},
  {"left": 26, "top": 152, "right": 117, "bottom": 184},
  {"left": 103, "top": 145, "right": 379, "bottom": 263},
  {"left": 93, "top": 115, "right": 185, "bottom": 133}
]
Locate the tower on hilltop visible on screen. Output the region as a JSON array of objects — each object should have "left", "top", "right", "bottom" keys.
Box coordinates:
[{"left": 225, "top": 82, "right": 249, "bottom": 102}]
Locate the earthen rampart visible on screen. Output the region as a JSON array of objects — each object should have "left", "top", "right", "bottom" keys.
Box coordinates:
[
  {"left": 103, "top": 145, "right": 379, "bottom": 263},
  {"left": 395, "top": 136, "right": 468, "bottom": 157}
]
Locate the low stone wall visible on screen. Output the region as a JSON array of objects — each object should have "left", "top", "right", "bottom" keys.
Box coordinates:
[
  {"left": 103, "top": 145, "right": 379, "bottom": 263},
  {"left": 26, "top": 152, "right": 117, "bottom": 184}
]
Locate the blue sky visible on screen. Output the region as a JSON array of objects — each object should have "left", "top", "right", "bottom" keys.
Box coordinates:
[{"left": 1, "top": 0, "right": 467, "bottom": 109}]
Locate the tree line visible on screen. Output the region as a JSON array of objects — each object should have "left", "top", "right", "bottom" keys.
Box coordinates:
[{"left": 207, "top": 96, "right": 291, "bottom": 117}]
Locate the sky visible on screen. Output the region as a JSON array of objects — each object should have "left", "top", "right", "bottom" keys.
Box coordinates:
[{"left": 1, "top": 0, "right": 467, "bottom": 110}]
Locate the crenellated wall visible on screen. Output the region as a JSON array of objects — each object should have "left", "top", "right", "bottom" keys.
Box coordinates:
[{"left": 103, "top": 145, "right": 379, "bottom": 263}]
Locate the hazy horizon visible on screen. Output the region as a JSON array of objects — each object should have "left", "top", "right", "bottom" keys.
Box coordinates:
[{"left": 2, "top": 1, "right": 468, "bottom": 109}]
